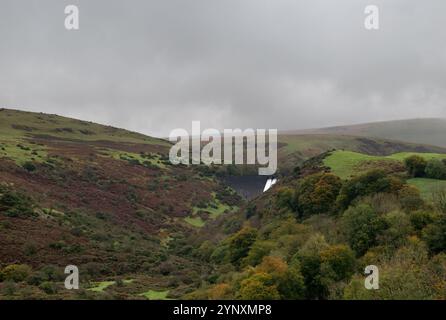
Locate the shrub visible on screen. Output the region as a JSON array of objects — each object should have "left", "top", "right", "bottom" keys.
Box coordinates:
[
  {"left": 39, "top": 281, "right": 58, "bottom": 294},
  {"left": 0, "top": 186, "right": 35, "bottom": 218},
  {"left": 22, "top": 161, "right": 36, "bottom": 172},
  {"left": 422, "top": 214, "right": 446, "bottom": 254},
  {"left": 409, "top": 210, "right": 437, "bottom": 232},
  {"left": 404, "top": 155, "right": 427, "bottom": 177},
  {"left": 398, "top": 185, "right": 424, "bottom": 211},
  {"left": 425, "top": 159, "right": 446, "bottom": 180},
  {"left": 1, "top": 264, "right": 32, "bottom": 282}
]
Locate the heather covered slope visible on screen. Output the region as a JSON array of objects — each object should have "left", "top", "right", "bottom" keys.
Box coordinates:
[{"left": 0, "top": 109, "right": 241, "bottom": 299}]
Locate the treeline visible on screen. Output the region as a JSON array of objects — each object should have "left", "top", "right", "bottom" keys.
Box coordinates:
[{"left": 405, "top": 155, "right": 446, "bottom": 179}]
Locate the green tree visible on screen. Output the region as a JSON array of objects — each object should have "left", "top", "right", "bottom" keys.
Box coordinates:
[
  {"left": 320, "top": 244, "right": 356, "bottom": 282},
  {"left": 404, "top": 155, "right": 427, "bottom": 178},
  {"left": 238, "top": 272, "right": 280, "bottom": 300},
  {"left": 422, "top": 214, "right": 446, "bottom": 254},
  {"left": 228, "top": 227, "right": 258, "bottom": 266},
  {"left": 244, "top": 240, "right": 276, "bottom": 267},
  {"left": 295, "top": 173, "right": 342, "bottom": 218},
  {"left": 276, "top": 187, "right": 295, "bottom": 211},
  {"left": 341, "top": 204, "right": 387, "bottom": 256},
  {"left": 294, "top": 234, "right": 330, "bottom": 299},
  {"left": 337, "top": 169, "right": 402, "bottom": 209},
  {"left": 425, "top": 159, "right": 446, "bottom": 180}
]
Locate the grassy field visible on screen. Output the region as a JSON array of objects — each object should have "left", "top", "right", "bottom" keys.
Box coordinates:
[
  {"left": 407, "top": 178, "right": 446, "bottom": 201},
  {"left": 324, "top": 150, "right": 446, "bottom": 179}
]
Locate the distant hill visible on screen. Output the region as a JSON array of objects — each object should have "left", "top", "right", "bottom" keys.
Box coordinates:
[
  {"left": 276, "top": 133, "right": 446, "bottom": 174},
  {"left": 285, "top": 118, "right": 446, "bottom": 148}
]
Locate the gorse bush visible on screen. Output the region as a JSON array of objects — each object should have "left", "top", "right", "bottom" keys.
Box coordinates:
[
  {"left": 0, "top": 264, "right": 32, "bottom": 282},
  {"left": 0, "top": 185, "right": 35, "bottom": 218}
]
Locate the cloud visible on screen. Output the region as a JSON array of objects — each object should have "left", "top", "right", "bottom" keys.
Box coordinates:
[{"left": 1, "top": 0, "right": 445, "bottom": 137}]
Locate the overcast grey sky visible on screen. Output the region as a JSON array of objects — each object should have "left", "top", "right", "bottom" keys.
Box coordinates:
[{"left": 1, "top": 0, "right": 445, "bottom": 137}]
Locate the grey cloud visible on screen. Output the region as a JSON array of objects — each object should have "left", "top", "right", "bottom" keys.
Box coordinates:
[{"left": 0, "top": 0, "right": 445, "bottom": 136}]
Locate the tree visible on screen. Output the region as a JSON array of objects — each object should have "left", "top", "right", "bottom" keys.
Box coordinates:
[
  {"left": 244, "top": 240, "right": 276, "bottom": 267},
  {"left": 295, "top": 173, "right": 342, "bottom": 218},
  {"left": 294, "top": 234, "right": 330, "bottom": 299},
  {"left": 276, "top": 187, "right": 295, "bottom": 211},
  {"left": 341, "top": 204, "right": 387, "bottom": 256},
  {"left": 228, "top": 227, "right": 258, "bottom": 266},
  {"left": 404, "top": 155, "right": 427, "bottom": 177},
  {"left": 425, "top": 159, "right": 446, "bottom": 180},
  {"left": 238, "top": 272, "right": 280, "bottom": 300},
  {"left": 380, "top": 211, "right": 413, "bottom": 247},
  {"left": 208, "top": 283, "right": 232, "bottom": 300},
  {"left": 398, "top": 185, "right": 424, "bottom": 211},
  {"left": 422, "top": 214, "right": 446, "bottom": 254},
  {"left": 337, "top": 169, "right": 402, "bottom": 209},
  {"left": 320, "top": 244, "right": 356, "bottom": 282}
]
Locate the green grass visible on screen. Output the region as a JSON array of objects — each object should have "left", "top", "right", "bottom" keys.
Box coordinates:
[
  {"left": 139, "top": 290, "right": 170, "bottom": 300},
  {"left": 185, "top": 193, "right": 238, "bottom": 227},
  {"left": 0, "top": 142, "right": 48, "bottom": 165},
  {"left": 184, "top": 216, "right": 205, "bottom": 227},
  {"left": 100, "top": 149, "right": 167, "bottom": 169},
  {"left": 324, "top": 150, "right": 446, "bottom": 179},
  {"left": 386, "top": 152, "right": 446, "bottom": 161},
  {"left": 407, "top": 178, "right": 446, "bottom": 201},
  {"left": 192, "top": 198, "right": 234, "bottom": 219},
  {"left": 87, "top": 279, "right": 134, "bottom": 292},
  {"left": 87, "top": 281, "right": 116, "bottom": 292},
  {"left": 279, "top": 135, "right": 361, "bottom": 155}
]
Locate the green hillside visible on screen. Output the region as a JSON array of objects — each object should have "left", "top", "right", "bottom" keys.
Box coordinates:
[
  {"left": 323, "top": 150, "right": 446, "bottom": 179},
  {"left": 276, "top": 133, "right": 446, "bottom": 174}
]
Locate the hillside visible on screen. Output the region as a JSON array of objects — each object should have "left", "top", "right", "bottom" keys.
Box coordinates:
[
  {"left": 276, "top": 133, "right": 446, "bottom": 174},
  {"left": 0, "top": 109, "right": 242, "bottom": 299},
  {"left": 286, "top": 118, "right": 446, "bottom": 148},
  {"left": 2, "top": 109, "right": 446, "bottom": 300},
  {"left": 191, "top": 149, "right": 446, "bottom": 300}
]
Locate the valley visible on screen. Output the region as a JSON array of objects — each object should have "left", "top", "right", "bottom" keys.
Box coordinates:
[{"left": 1, "top": 109, "right": 446, "bottom": 300}]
